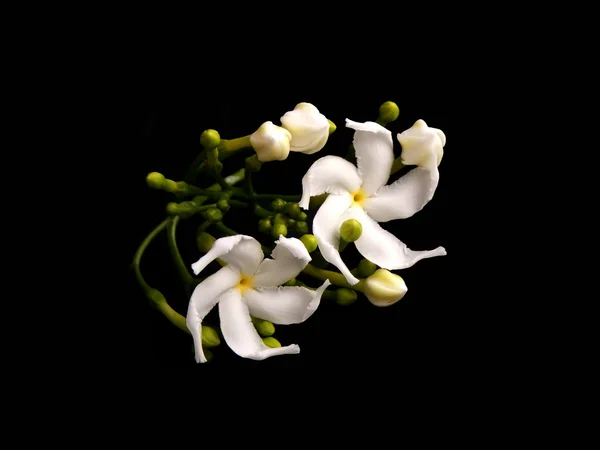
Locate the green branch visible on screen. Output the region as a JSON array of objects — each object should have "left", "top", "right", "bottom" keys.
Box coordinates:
[
  {"left": 167, "top": 216, "right": 194, "bottom": 285},
  {"left": 302, "top": 264, "right": 366, "bottom": 292},
  {"left": 133, "top": 218, "right": 171, "bottom": 291}
]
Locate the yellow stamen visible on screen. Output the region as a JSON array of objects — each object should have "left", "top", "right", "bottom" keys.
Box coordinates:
[
  {"left": 351, "top": 189, "right": 368, "bottom": 207},
  {"left": 237, "top": 275, "right": 254, "bottom": 292}
]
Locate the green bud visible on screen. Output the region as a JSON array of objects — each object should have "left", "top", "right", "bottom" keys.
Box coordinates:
[
  {"left": 262, "top": 337, "right": 281, "bottom": 348},
  {"left": 204, "top": 349, "right": 214, "bottom": 362},
  {"left": 216, "top": 199, "right": 230, "bottom": 212},
  {"left": 196, "top": 231, "right": 216, "bottom": 253},
  {"left": 295, "top": 221, "right": 308, "bottom": 235},
  {"left": 175, "top": 181, "right": 189, "bottom": 194},
  {"left": 271, "top": 199, "right": 287, "bottom": 212},
  {"left": 378, "top": 101, "right": 400, "bottom": 124},
  {"left": 166, "top": 202, "right": 179, "bottom": 216},
  {"left": 328, "top": 119, "right": 337, "bottom": 134},
  {"left": 340, "top": 219, "right": 362, "bottom": 242},
  {"left": 357, "top": 259, "right": 377, "bottom": 277},
  {"left": 200, "top": 129, "right": 220, "bottom": 149},
  {"left": 283, "top": 278, "right": 296, "bottom": 286},
  {"left": 297, "top": 212, "right": 308, "bottom": 222},
  {"left": 252, "top": 318, "right": 275, "bottom": 337},
  {"left": 336, "top": 288, "right": 358, "bottom": 306},
  {"left": 272, "top": 223, "right": 287, "bottom": 238},
  {"left": 146, "top": 288, "right": 166, "bottom": 305},
  {"left": 163, "top": 179, "right": 178, "bottom": 193},
  {"left": 201, "top": 326, "right": 221, "bottom": 347},
  {"left": 146, "top": 172, "right": 165, "bottom": 190},
  {"left": 299, "top": 234, "right": 318, "bottom": 253},
  {"left": 191, "top": 195, "right": 206, "bottom": 206},
  {"left": 204, "top": 208, "right": 223, "bottom": 223},
  {"left": 258, "top": 218, "right": 272, "bottom": 234},
  {"left": 178, "top": 201, "right": 195, "bottom": 218},
  {"left": 285, "top": 202, "right": 302, "bottom": 219},
  {"left": 286, "top": 218, "right": 296, "bottom": 228}
]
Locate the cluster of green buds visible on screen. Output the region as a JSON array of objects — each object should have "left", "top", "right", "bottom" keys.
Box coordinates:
[{"left": 257, "top": 199, "right": 309, "bottom": 239}]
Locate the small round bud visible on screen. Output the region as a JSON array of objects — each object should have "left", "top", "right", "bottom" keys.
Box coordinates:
[
  {"left": 196, "top": 232, "right": 216, "bottom": 253},
  {"left": 285, "top": 202, "right": 302, "bottom": 219},
  {"left": 297, "top": 212, "right": 308, "bottom": 222},
  {"left": 200, "top": 129, "right": 220, "bottom": 149},
  {"left": 295, "top": 221, "right": 308, "bottom": 235},
  {"left": 163, "top": 179, "right": 178, "bottom": 193},
  {"left": 216, "top": 199, "right": 230, "bottom": 212},
  {"left": 166, "top": 202, "right": 179, "bottom": 216},
  {"left": 178, "top": 201, "right": 195, "bottom": 218},
  {"left": 364, "top": 269, "right": 408, "bottom": 307},
  {"left": 146, "top": 172, "right": 165, "bottom": 190},
  {"left": 357, "top": 259, "right": 377, "bottom": 278},
  {"left": 252, "top": 318, "right": 275, "bottom": 337},
  {"left": 271, "top": 198, "right": 287, "bottom": 212},
  {"left": 299, "top": 234, "right": 318, "bottom": 253},
  {"left": 328, "top": 119, "right": 337, "bottom": 134},
  {"left": 378, "top": 101, "right": 400, "bottom": 124},
  {"left": 340, "top": 219, "right": 362, "bottom": 242},
  {"left": 146, "top": 288, "right": 166, "bottom": 305},
  {"left": 204, "top": 208, "right": 223, "bottom": 223},
  {"left": 262, "top": 337, "right": 281, "bottom": 348},
  {"left": 336, "top": 288, "right": 357, "bottom": 306},
  {"left": 201, "top": 326, "right": 221, "bottom": 348},
  {"left": 286, "top": 218, "right": 296, "bottom": 228},
  {"left": 272, "top": 223, "right": 287, "bottom": 238},
  {"left": 175, "top": 181, "right": 189, "bottom": 194},
  {"left": 258, "top": 218, "right": 273, "bottom": 234}
]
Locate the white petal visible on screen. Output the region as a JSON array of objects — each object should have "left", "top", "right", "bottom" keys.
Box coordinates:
[
  {"left": 312, "top": 192, "right": 360, "bottom": 285},
  {"left": 186, "top": 266, "right": 241, "bottom": 363},
  {"left": 397, "top": 119, "right": 445, "bottom": 171},
  {"left": 345, "top": 119, "right": 394, "bottom": 195},
  {"left": 343, "top": 206, "right": 446, "bottom": 270},
  {"left": 244, "top": 280, "right": 331, "bottom": 324},
  {"left": 280, "top": 103, "right": 330, "bottom": 154},
  {"left": 253, "top": 236, "right": 312, "bottom": 287},
  {"left": 218, "top": 288, "right": 300, "bottom": 360},
  {"left": 191, "top": 234, "right": 263, "bottom": 277},
  {"left": 364, "top": 167, "right": 440, "bottom": 222},
  {"left": 299, "top": 155, "right": 361, "bottom": 210}
]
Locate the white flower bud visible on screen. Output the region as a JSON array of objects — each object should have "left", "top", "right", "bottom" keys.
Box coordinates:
[
  {"left": 397, "top": 119, "right": 446, "bottom": 170},
  {"left": 280, "top": 103, "right": 329, "bottom": 154},
  {"left": 250, "top": 121, "right": 292, "bottom": 162},
  {"left": 364, "top": 269, "right": 408, "bottom": 307}
]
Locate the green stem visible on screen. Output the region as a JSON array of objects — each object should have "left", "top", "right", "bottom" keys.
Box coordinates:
[
  {"left": 219, "top": 135, "right": 252, "bottom": 153},
  {"left": 302, "top": 264, "right": 365, "bottom": 292},
  {"left": 390, "top": 157, "right": 405, "bottom": 175},
  {"left": 253, "top": 204, "right": 273, "bottom": 218},
  {"left": 133, "top": 218, "right": 171, "bottom": 291},
  {"left": 155, "top": 301, "right": 190, "bottom": 334},
  {"left": 213, "top": 221, "right": 237, "bottom": 236},
  {"left": 253, "top": 193, "right": 301, "bottom": 202},
  {"left": 167, "top": 216, "right": 194, "bottom": 285},
  {"left": 229, "top": 199, "right": 249, "bottom": 209}
]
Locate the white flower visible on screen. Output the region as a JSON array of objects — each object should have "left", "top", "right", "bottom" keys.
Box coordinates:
[
  {"left": 364, "top": 269, "right": 408, "bottom": 307},
  {"left": 299, "top": 119, "right": 447, "bottom": 285},
  {"left": 397, "top": 119, "right": 446, "bottom": 170},
  {"left": 280, "top": 103, "right": 330, "bottom": 154},
  {"left": 249, "top": 121, "right": 292, "bottom": 162},
  {"left": 187, "top": 234, "right": 330, "bottom": 363}
]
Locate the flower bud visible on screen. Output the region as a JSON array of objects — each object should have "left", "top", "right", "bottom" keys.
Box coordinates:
[
  {"left": 328, "top": 119, "right": 337, "bottom": 134},
  {"left": 177, "top": 201, "right": 195, "bottom": 218},
  {"left": 280, "top": 103, "right": 330, "bottom": 154},
  {"left": 336, "top": 288, "right": 357, "bottom": 306},
  {"left": 200, "top": 129, "right": 220, "bottom": 149},
  {"left": 166, "top": 202, "right": 179, "bottom": 216},
  {"left": 163, "top": 179, "right": 178, "bottom": 193},
  {"left": 340, "top": 219, "right": 362, "bottom": 242},
  {"left": 252, "top": 317, "right": 275, "bottom": 337},
  {"left": 364, "top": 269, "right": 408, "bottom": 307},
  {"left": 250, "top": 121, "right": 292, "bottom": 162},
  {"left": 295, "top": 221, "right": 308, "bottom": 235},
  {"left": 286, "top": 218, "right": 296, "bottom": 228},
  {"left": 272, "top": 223, "right": 287, "bottom": 238},
  {"left": 216, "top": 199, "right": 230, "bottom": 212},
  {"left": 299, "top": 234, "right": 318, "bottom": 253},
  {"left": 357, "top": 259, "right": 377, "bottom": 277},
  {"left": 271, "top": 199, "right": 287, "bottom": 212},
  {"left": 378, "top": 101, "right": 400, "bottom": 124},
  {"left": 175, "top": 181, "right": 189, "bottom": 195},
  {"left": 397, "top": 119, "right": 446, "bottom": 170},
  {"left": 262, "top": 337, "right": 281, "bottom": 348},
  {"left": 297, "top": 212, "right": 308, "bottom": 222},
  {"left": 196, "top": 231, "right": 216, "bottom": 253},
  {"left": 146, "top": 172, "right": 165, "bottom": 190},
  {"left": 285, "top": 202, "right": 302, "bottom": 219},
  {"left": 203, "top": 208, "right": 223, "bottom": 223},
  {"left": 201, "top": 326, "right": 221, "bottom": 347},
  {"left": 258, "top": 218, "right": 272, "bottom": 234}
]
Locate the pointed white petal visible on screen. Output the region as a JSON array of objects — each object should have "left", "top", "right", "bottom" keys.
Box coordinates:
[
  {"left": 218, "top": 289, "right": 300, "bottom": 360},
  {"left": 186, "top": 266, "right": 241, "bottom": 363},
  {"left": 299, "top": 155, "right": 361, "bottom": 209},
  {"left": 244, "top": 280, "right": 331, "bottom": 324},
  {"left": 312, "top": 192, "right": 360, "bottom": 285},
  {"left": 343, "top": 206, "right": 446, "bottom": 270},
  {"left": 191, "top": 234, "right": 263, "bottom": 277},
  {"left": 253, "top": 236, "right": 312, "bottom": 287},
  {"left": 364, "top": 167, "right": 440, "bottom": 222},
  {"left": 345, "top": 119, "right": 394, "bottom": 195}
]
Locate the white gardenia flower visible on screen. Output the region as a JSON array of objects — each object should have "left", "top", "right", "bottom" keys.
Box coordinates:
[
  {"left": 280, "top": 103, "right": 330, "bottom": 154},
  {"left": 299, "top": 119, "right": 447, "bottom": 285},
  {"left": 250, "top": 121, "right": 292, "bottom": 162},
  {"left": 187, "top": 234, "right": 330, "bottom": 363}
]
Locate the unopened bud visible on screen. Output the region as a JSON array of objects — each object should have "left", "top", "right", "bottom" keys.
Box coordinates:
[
  {"left": 200, "top": 129, "right": 220, "bottom": 149},
  {"left": 357, "top": 259, "right": 377, "bottom": 277},
  {"left": 262, "top": 337, "right": 281, "bottom": 348},
  {"left": 272, "top": 223, "right": 287, "bottom": 238},
  {"left": 336, "top": 288, "right": 357, "bottom": 306},
  {"left": 297, "top": 212, "right": 308, "bottom": 221},
  {"left": 175, "top": 181, "right": 189, "bottom": 195},
  {"left": 271, "top": 199, "right": 287, "bottom": 212},
  {"left": 295, "top": 221, "right": 308, "bottom": 235},
  {"left": 216, "top": 199, "right": 230, "bottom": 212},
  {"left": 146, "top": 172, "right": 165, "bottom": 190},
  {"left": 166, "top": 202, "right": 179, "bottom": 216},
  {"left": 196, "top": 232, "right": 216, "bottom": 253},
  {"left": 285, "top": 203, "right": 302, "bottom": 219},
  {"left": 201, "top": 326, "right": 221, "bottom": 348},
  {"left": 252, "top": 318, "right": 275, "bottom": 337},
  {"left": 163, "top": 179, "right": 178, "bottom": 193},
  {"left": 378, "top": 101, "right": 400, "bottom": 125},
  {"left": 178, "top": 201, "right": 195, "bottom": 218},
  {"left": 364, "top": 269, "right": 408, "bottom": 307},
  {"left": 204, "top": 208, "right": 223, "bottom": 223},
  {"left": 340, "top": 219, "right": 362, "bottom": 242},
  {"left": 299, "top": 234, "right": 318, "bottom": 253},
  {"left": 258, "top": 218, "right": 272, "bottom": 234}
]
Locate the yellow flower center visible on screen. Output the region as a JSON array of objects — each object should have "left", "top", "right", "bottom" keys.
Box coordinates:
[
  {"left": 237, "top": 275, "right": 254, "bottom": 292},
  {"left": 351, "top": 189, "right": 368, "bottom": 207}
]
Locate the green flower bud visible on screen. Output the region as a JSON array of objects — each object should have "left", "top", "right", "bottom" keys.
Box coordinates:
[
  {"left": 146, "top": 172, "right": 165, "bottom": 190},
  {"left": 258, "top": 218, "right": 273, "bottom": 234},
  {"left": 328, "top": 119, "right": 337, "bottom": 134},
  {"left": 285, "top": 202, "right": 302, "bottom": 219},
  {"left": 283, "top": 278, "right": 296, "bottom": 286},
  {"left": 286, "top": 218, "right": 296, "bottom": 228},
  {"left": 201, "top": 326, "right": 221, "bottom": 347},
  {"left": 200, "top": 129, "right": 220, "bottom": 149},
  {"left": 364, "top": 269, "right": 408, "bottom": 307},
  {"left": 175, "top": 181, "right": 189, "bottom": 194},
  {"left": 217, "top": 199, "right": 230, "bottom": 212},
  {"left": 166, "top": 202, "right": 179, "bottom": 216},
  {"left": 178, "top": 201, "right": 195, "bottom": 218},
  {"left": 336, "top": 288, "right": 357, "bottom": 306},
  {"left": 163, "top": 179, "right": 178, "bottom": 193},
  {"left": 378, "top": 101, "right": 400, "bottom": 124},
  {"left": 340, "top": 219, "right": 362, "bottom": 242},
  {"left": 196, "top": 231, "right": 216, "bottom": 253},
  {"left": 252, "top": 318, "right": 275, "bottom": 337},
  {"left": 271, "top": 198, "right": 287, "bottom": 212},
  {"left": 146, "top": 288, "right": 166, "bottom": 305},
  {"left": 204, "top": 349, "right": 214, "bottom": 362},
  {"left": 203, "top": 208, "right": 223, "bottom": 223},
  {"left": 191, "top": 195, "right": 206, "bottom": 206},
  {"left": 357, "top": 259, "right": 377, "bottom": 277},
  {"left": 295, "top": 221, "right": 308, "bottom": 235},
  {"left": 297, "top": 212, "right": 308, "bottom": 222},
  {"left": 272, "top": 223, "right": 287, "bottom": 238},
  {"left": 299, "top": 234, "right": 318, "bottom": 253},
  {"left": 262, "top": 337, "right": 281, "bottom": 348}
]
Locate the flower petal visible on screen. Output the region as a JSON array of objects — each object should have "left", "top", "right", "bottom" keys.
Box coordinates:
[
  {"left": 243, "top": 280, "right": 331, "bottom": 324},
  {"left": 253, "top": 236, "right": 312, "bottom": 287},
  {"left": 313, "top": 192, "right": 360, "bottom": 285},
  {"left": 345, "top": 119, "right": 394, "bottom": 195},
  {"left": 191, "top": 234, "right": 263, "bottom": 277},
  {"left": 299, "top": 155, "right": 361, "bottom": 210},
  {"left": 218, "top": 288, "right": 300, "bottom": 360},
  {"left": 186, "top": 265, "right": 241, "bottom": 363},
  {"left": 343, "top": 206, "right": 446, "bottom": 270},
  {"left": 364, "top": 167, "right": 440, "bottom": 222},
  {"left": 280, "top": 103, "right": 330, "bottom": 154},
  {"left": 397, "top": 119, "right": 445, "bottom": 171}
]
